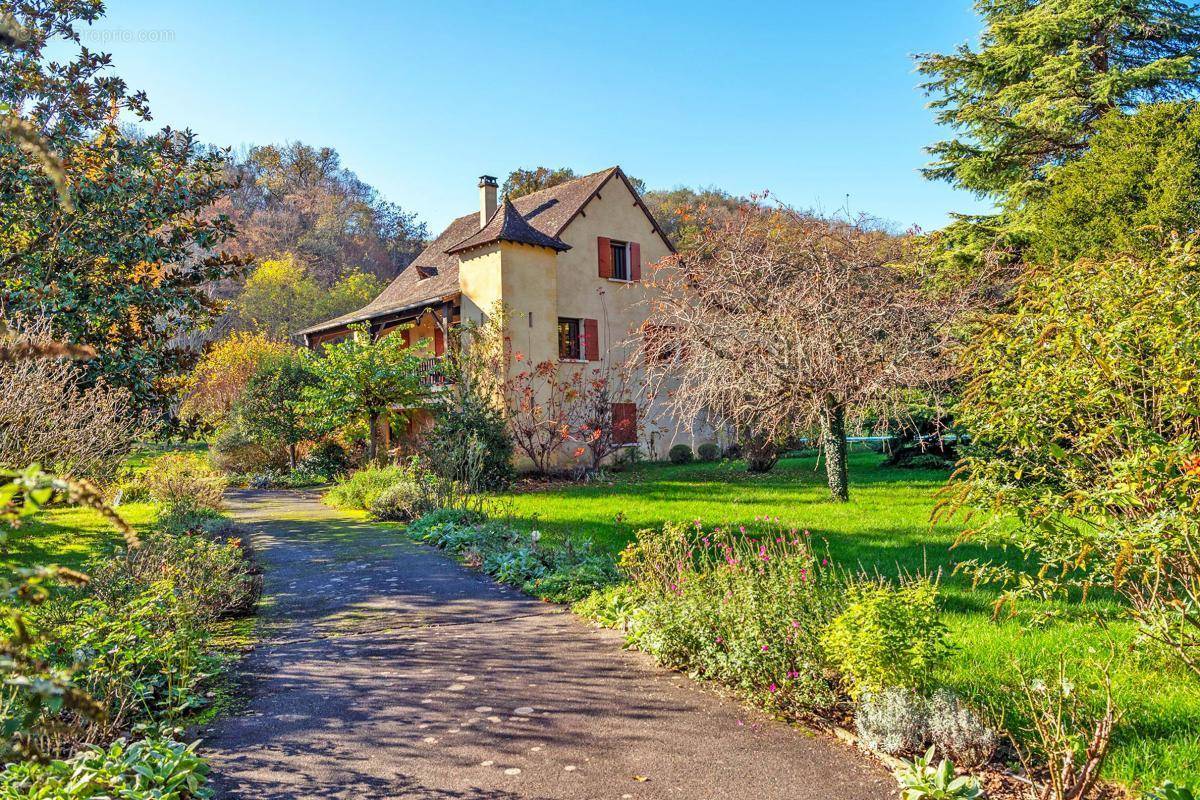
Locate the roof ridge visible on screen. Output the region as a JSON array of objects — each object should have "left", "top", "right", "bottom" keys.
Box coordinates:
[{"left": 506, "top": 166, "right": 617, "bottom": 205}]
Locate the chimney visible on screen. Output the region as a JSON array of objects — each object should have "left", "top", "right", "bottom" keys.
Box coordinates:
[{"left": 478, "top": 175, "right": 498, "bottom": 227}]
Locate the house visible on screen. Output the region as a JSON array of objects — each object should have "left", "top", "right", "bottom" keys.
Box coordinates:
[{"left": 297, "top": 166, "right": 711, "bottom": 465}]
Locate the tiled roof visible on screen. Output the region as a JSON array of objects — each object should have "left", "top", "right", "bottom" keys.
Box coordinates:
[
  {"left": 297, "top": 167, "right": 652, "bottom": 337},
  {"left": 446, "top": 197, "right": 570, "bottom": 254}
]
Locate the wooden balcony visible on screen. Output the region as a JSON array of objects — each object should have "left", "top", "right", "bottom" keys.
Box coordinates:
[{"left": 419, "top": 356, "right": 451, "bottom": 389}]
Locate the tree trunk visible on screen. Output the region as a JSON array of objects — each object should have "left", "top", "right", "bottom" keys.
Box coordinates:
[
  {"left": 288, "top": 443, "right": 298, "bottom": 471},
  {"left": 366, "top": 413, "right": 379, "bottom": 464},
  {"left": 820, "top": 395, "right": 849, "bottom": 502}
]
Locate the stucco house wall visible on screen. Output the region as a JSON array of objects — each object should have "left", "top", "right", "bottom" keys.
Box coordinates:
[{"left": 299, "top": 166, "right": 721, "bottom": 468}]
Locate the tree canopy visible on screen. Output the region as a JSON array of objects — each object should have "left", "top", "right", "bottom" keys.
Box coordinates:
[
  {"left": 918, "top": 0, "right": 1200, "bottom": 203},
  {"left": 236, "top": 350, "right": 318, "bottom": 469},
  {"left": 0, "top": 0, "right": 247, "bottom": 412},
  {"left": 301, "top": 326, "right": 427, "bottom": 462},
  {"left": 1018, "top": 101, "right": 1200, "bottom": 262},
  {"left": 641, "top": 203, "right": 968, "bottom": 500},
  {"left": 501, "top": 166, "right": 578, "bottom": 200},
  {"left": 232, "top": 255, "right": 383, "bottom": 340},
  {"left": 218, "top": 142, "right": 428, "bottom": 284}
]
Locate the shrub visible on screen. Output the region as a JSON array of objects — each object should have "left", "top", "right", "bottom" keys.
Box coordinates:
[
  {"left": 822, "top": 578, "right": 951, "bottom": 699},
  {"left": 898, "top": 453, "right": 954, "bottom": 470},
  {"left": 1146, "top": 782, "right": 1199, "bottom": 800},
  {"left": 0, "top": 317, "right": 142, "bottom": 483},
  {"left": 141, "top": 453, "right": 227, "bottom": 516},
  {"left": 892, "top": 746, "right": 982, "bottom": 800},
  {"left": 27, "top": 585, "right": 213, "bottom": 749},
  {"left": 696, "top": 442, "right": 720, "bottom": 461},
  {"left": 325, "top": 464, "right": 411, "bottom": 510},
  {"left": 406, "top": 507, "right": 488, "bottom": 539},
  {"left": 1008, "top": 657, "right": 1117, "bottom": 800},
  {"left": 668, "top": 444, "right": 693, "bottom": 464},
  {"left": 0, "top": 737, "right": 212, "bottom": 799},
  {"left": 926, "top": 690, "right": 995, "bottom": 769},
  {"left": 110, "top": 471, "right": 151, "bottom": 504},
  {"left": 88, "top": 532, "right": 260, "bottom": 622},
  {"left": 301, "top": 440, "right": 350, "bottom": 478},
  {"left": 210, "top": 425, "right": 287, "bottom": 474},
  {"left": 946, "top": 243, "right": 1200, "bottom": 676},
  {"left": 369, "top": 479, "right": 429, "bottom": 522},
  {"left": 573, "top": 583, "right": 648, "bottom": 630},
  {"left": 424, "top": 396, "right": 515, "bottom": 491},
  {"left": 179, "top": 332, "right": 292, "bottom": 429},
  {"left": 405, "top": 511, "right": 619, "bottom": 604},
  {"left": 620, "top": 521, "right": 845, "bottom": 717},
  {"left": 855, "top": 687, "right": 929, "bottom": 757}
]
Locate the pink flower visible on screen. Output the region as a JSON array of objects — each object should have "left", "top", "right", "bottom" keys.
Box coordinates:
[
  {"left": 791, "top": 620, "right": 800, "bottom": 628},
  {"left": 787, "top": 670, "right": 800, "bottom": 679},
  {"left": 739, "top": 525, "right": 746, "bottom": 534},
  {"left": 768, "top": 683, "right": 778, "bottom": 693},
  {"left": 761, "top": 644, "right": 769, "bottom": 652},
  {"left": 716, "top": 636, "right": 724, "bottom": 644}
]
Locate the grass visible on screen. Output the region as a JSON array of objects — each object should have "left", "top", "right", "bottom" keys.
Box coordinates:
[
  {"left": 489, "top": 451, "right": 1200, "bottom": 789},
  {"left": 5, "top": 501, "right": 156, "bottom": 571}
]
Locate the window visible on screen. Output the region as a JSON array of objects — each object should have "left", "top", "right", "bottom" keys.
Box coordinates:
[
  {"left": 612, "top": 402, "right": 637, "bottom": 445},
  {"left": 558, "top": 318, "right": 582, "bottom": 360},
  {"left": 610, "top": 240, "right": 630, "bottom": 281}
]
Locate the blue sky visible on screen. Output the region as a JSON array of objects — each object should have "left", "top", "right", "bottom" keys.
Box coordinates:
[{"left": 94, "top": 0, "right": 989, "bottom": 233}]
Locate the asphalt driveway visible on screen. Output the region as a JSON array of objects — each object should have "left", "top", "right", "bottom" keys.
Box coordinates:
[{"left": 202, "top": 489, "right": 894, "bottom": 800}]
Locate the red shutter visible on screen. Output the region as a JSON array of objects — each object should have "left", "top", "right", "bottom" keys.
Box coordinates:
[
  {"left": 584, "top": 318, "right": 600, "bottom": 361},
  {"left": 434, "top": 327, "right": 445, "bottom": 356},
  {"left": 597, "top": 236, "right": 612, "bottom": 279},
  {"left": 613, "top": 402, "right": 637, "bottom": 444},
  {"left": 630, "top": 242, "right": 641, "bottom": 281}
]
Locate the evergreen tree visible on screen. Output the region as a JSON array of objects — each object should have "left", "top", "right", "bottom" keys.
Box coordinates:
[
  {"left": 1019, "top": 101, "right": 1200, "bottom": 261},
  {"left": 918, "top": 0, "right": 1200, "bottom": 203}
]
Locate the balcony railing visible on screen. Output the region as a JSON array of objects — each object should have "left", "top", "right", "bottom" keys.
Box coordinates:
[{"left": 419, "top": 357, "right": 452, "bottom": 389}]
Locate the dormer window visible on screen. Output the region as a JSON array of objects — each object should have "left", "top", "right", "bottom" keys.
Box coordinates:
[
  {"left": 610, "top": 240, "right": 630, "bottom": 281},
  {"left": 416, "top": 265, "right": 438, "bottom": 280}
]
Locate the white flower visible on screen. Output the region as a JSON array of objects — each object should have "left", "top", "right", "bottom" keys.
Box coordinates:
[{"left": 530, "top": 530, "right": 541, "bottom": 544}]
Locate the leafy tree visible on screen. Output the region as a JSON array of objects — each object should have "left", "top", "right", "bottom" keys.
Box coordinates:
[
  {"left": 501, "top": 166, "right": 577, "bottom": 200},
  {"left": 302, "top": 326, "right": 427, "bottom": 463},
  {"left": 1019, "top": 101, "right": 1200, "bottom": 262},
  {"left": 232, "top": 255, "right": 383, "bottom": 340},
  {"left": 942, "top": 241, "right": 1200, "bottom": 675},
  {"left": 218, "top": 142, "right": 427, "bottom": 283},
  {"left": 321, "top": 269, "right": 385, "bottom": 321},
  {"left": 641, "top": 186, "right": 745, "bottom": 248},
  {"left": 235, "top": 350, "right": 318, "bottom": 469},
  {"left": 178, "top": 333, "right": 292, "bottom": 428},
  {"left": 0, "top": 0, "right": 247, "bottom": 412},
  {"left": 233, "top": 256, "right": 322, "bottom": 340}
]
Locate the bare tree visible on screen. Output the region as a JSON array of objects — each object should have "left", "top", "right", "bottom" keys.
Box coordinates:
[{"left": 640, "top": 201, "right": 967, "bottom": 501}]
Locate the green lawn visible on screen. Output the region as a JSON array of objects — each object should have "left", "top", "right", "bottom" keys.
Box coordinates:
[
  {"left": 5, "top": 501, "right": 156, "bottom": 572},
  {"left": 492, "top": 451, "right": 1200, "bottom": 789}
]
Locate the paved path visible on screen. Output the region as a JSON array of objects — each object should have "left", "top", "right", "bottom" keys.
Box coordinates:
[{"left": 204, "top": 490, "right": 894, "bottom": 800}]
